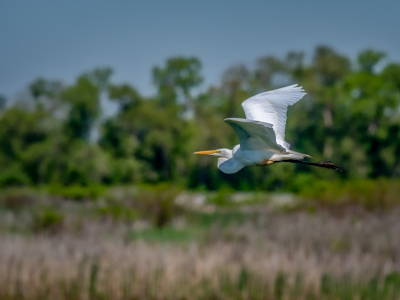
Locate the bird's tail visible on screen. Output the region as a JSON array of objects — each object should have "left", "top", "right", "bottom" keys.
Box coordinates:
[{"left": 287, "top": 150, "right": 312, "bottom": 158}]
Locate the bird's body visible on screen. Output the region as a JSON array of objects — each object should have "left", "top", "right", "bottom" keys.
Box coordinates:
[
  {"left": 195, "top": 84, "right": 343, "bottom": 174},
  {"left": 217, "top": 147, "right": 307, "bottom": 174}
]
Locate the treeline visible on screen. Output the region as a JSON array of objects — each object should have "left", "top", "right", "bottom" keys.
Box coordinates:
[{"left": 0, "top": 45, "right": 400, "bottom": 190}]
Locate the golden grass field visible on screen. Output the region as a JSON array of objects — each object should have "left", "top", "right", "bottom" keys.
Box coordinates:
[{"left": 0, "top": 188, "right": 400, "bottom": 299}]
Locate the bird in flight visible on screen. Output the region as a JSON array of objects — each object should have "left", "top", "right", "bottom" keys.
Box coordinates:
[{"left": 194, "top": 84, "right": 343, "bottom": 174}]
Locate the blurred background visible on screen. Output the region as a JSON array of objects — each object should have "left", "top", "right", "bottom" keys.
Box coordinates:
[{"left": 1, "top": 1, "right": 400, "bottom": 299}]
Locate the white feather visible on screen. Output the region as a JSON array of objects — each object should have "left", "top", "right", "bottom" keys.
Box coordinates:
[
  {"left": 241, "top": 84, "right": 306, "bottom": 149},
  {"left": 224, "top": 118, "right": 286, "bottom": 153}
]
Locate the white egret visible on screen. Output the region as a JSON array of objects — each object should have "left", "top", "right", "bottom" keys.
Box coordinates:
[{"left": 194, "top": 84, "right": 343, "bottom": 174}]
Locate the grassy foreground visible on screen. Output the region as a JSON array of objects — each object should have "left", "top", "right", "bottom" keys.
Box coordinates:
[{"left": 0, "top": 186, "right": 400, "bottom": 300}]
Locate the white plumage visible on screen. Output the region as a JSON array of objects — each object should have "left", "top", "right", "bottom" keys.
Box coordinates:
[
  {"left": 195, "top": 84, "right": 343, "bottom": 174},
  {"left": 224, "top": 118, "right": 286, "bottom": 152},
  {"left": 241, "top": 84, "right": 306, "bottom": 149}
]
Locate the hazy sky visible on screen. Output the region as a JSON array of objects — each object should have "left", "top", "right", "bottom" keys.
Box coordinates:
[{"left": 1, "top": 1, "right": 399, "bottom": 99}]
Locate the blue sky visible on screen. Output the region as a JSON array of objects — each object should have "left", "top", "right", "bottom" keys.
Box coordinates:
[{"left": 1, "top": 1, "right": 399, "bottom": 99}]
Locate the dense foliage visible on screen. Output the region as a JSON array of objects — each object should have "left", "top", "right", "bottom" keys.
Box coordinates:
[{"left": 1, "top": 45, "right": 399, "bottom": 190}]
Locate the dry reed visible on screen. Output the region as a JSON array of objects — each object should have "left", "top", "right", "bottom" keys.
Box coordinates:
[{"left": 1, "top": 203, "right": 400, "bottom": 299}]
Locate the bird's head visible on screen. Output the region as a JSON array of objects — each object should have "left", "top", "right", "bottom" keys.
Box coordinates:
[{"left": 194, "top": 148, "right": 232, "bottom": 158}]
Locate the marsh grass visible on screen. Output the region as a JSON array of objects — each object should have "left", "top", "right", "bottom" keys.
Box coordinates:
[
  {"left": 0, "top": 187, "right": 400, "bottom": 299},
  {"left": 1, "top": 236, "right": 399, "bottom": 300}
]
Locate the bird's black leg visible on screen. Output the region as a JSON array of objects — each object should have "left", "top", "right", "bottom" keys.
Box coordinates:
[{"left": 276, "top": 160, "right": 344, "bottom": 173}]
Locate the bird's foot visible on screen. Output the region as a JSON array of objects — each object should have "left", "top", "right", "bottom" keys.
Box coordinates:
[
  {"left": 316, "top": 161, "right": 344, "bottom": 173},
  {"left": 259, "top": 159, "right": 274, "bottom": 165}
]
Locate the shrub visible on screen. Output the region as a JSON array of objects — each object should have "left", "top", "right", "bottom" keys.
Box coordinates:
[
  {"left": 295, "top": 179, "right": 400, "bottom": 210},
  {"left": 95, "top": 201, "right": 139, "bottom": 221},
  {"left": 46, "top": 184, "right": 106, "bottom": 201},
  {"left": 0, "top": 167, "right": 31, "bottom": 187},
  {"left": 136, "top": 185, "right": 183, "bottom": 228},
  {"left": 32, "top": 208, "right": 64, "bottom": 233},
  {"left": 0, "top": 188, "right": 36, "bottom": 211}
]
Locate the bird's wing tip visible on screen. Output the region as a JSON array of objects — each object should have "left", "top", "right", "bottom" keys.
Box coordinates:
[{"left": 224, "top": 118, "right": 243, "bottom": 122}]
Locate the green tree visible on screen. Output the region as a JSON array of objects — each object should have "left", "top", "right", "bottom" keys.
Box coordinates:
[
  {"left": 153, "top": 57, "right": 202, "bottom": 112},
  {"left": 61, "top": 77, "right": 100, "bottom": 140}
]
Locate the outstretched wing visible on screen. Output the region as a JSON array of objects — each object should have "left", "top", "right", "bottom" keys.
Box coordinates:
[
  {"left": 241, "top": 84, "right": 306, "bottom": 149},
  {"left": 224, "top": 118, "right": 286, "bottom": 153}
]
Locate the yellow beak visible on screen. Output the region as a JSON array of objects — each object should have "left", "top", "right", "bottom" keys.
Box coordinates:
[{"left": 194, "top": 150, "right": 221, "bottom": 155}]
